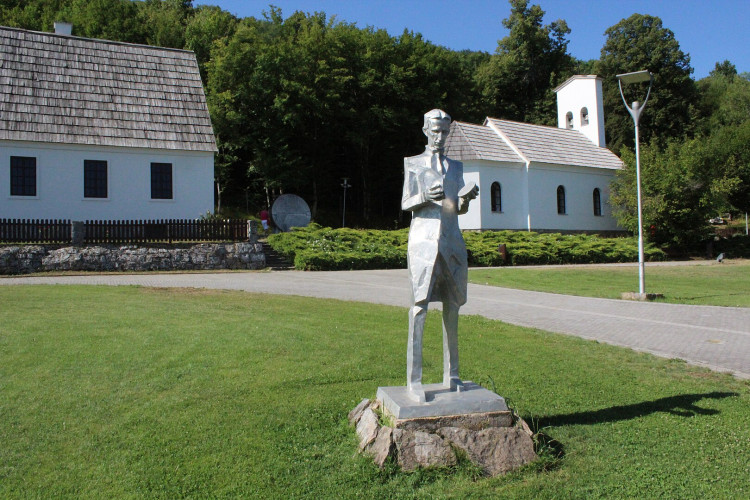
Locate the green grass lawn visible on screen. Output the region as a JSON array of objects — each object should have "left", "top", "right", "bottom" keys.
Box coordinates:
[
  {"left": 469, "top": 260, "right": 750, "bottom": 307},
  {"left": 1, "top": 286, "right": 749, "bottom": 498}
]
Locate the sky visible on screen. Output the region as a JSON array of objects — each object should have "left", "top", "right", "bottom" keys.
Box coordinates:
[{"left": 193, "top": 0, "right": 750, "bottom": 80}]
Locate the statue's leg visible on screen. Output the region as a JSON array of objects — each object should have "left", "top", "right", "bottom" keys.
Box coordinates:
[
  {"left": 407, "top": 302, "right": 428, "bottom": 403},
  {"left": 442, "top": 299, "right": 464, "bottom": 392}
]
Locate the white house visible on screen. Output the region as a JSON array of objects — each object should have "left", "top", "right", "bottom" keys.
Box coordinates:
[
  {"left": 0, "top": 23, "right": 217, "bottom": 221},
  {"left": 447, "top": 75, "right": 623, "bottom": 233}
]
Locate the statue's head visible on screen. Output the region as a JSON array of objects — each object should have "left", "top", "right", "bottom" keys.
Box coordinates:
[{"left": 423, "top": 109, "right": 451, "bottom": 153}]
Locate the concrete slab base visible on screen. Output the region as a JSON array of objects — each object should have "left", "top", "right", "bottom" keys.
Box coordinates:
[
  {"left": 377, "top": 381, "right": 508, "bottom": 419},
  {"left": 621, "top": 292, "right": 665, "bottom": 301}
]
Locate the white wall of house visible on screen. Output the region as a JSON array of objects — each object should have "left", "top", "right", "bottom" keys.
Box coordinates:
[
  {"left": 0, "top": 141, "right": 214, "bottom": 220},
  {"left": 527, "top": 163, "right": 619, "bottom": 231},
  {"left": 459, "top": 160, "right": 620, "bottom": 232},
  {"left": 459, "top": 160, "right": 528, "bottom": 230}
]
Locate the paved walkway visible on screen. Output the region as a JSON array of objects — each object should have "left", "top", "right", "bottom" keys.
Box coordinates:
[{"left": 3, "top": 269, "right": 750, "bottom": 379}]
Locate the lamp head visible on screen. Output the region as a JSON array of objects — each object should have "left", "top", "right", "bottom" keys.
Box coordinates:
[{"left": 616, "top": 70, "right": 652, "bottom": 85}]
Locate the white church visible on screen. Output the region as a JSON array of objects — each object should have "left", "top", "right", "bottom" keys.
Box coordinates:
[{"left": 447, "top": 75, "right": 624, "bottom": 233}]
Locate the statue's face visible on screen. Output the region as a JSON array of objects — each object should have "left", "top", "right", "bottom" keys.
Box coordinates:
[{"left": 425, "top": 118, "right": 450, "bottom": 153}]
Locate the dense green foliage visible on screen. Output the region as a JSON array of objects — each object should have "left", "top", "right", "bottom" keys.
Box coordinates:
[
  {"left": 462, "top": 230, "right": 666, "bottom": 266},
  {"left": 611, "top": 117, "right": 750, "bottom": 251},
  {"left": 1, "top": 1, "right": 748, "bottom": 253},
  {"left": 595, "top": 14, "right": 698, "bottom": 152},
  {"left": 268, "top": 225, "right": 666, "bottom": 270},
  {"left": 2, "top": 286, "right": 749, "bottom": 497},
  {"left": 268, "top": 224, "right": 409, "bottom": 270},
  {"left": 475, "top": 0, "right": 574, "bottom": 125},
  {"left": 470, "top": 260, "right": 750, "bottom": 306}
]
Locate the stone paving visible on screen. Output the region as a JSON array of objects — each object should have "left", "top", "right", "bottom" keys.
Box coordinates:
[{"left": 3, "top": 267, "right": 749, "bottom": 379}]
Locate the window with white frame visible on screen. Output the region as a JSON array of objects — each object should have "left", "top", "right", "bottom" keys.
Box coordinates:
[
  {"left": 84, "top": 160, "right": 108, "bottom": 198},
  {"left": 151, "top": 162, "right": 173, "bottom": 199},
  {"left": 557, "top": 185, "right": 566, "bottom": 214},
  {"left": 490, "top": 182, "right": 502, "bottom": 212},
  {"left": 593, "top": 188, "right": 602, "bottom": 216},
  {"left": 10, "top": 156, "right": 36, "bottom": 196}
]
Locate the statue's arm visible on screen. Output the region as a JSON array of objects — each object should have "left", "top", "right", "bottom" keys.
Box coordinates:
[
  {"left": 456, "top": 162, "right": 478, "bottom": 215},
  {"left": 401, "top": 161, "right": 428, "bottom": 212}
]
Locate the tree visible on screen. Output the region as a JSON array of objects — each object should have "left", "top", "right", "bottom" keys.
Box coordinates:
[
  {"left": 611, "top": 119, "right": 750, "bottom": 252},
  {"left": 137, "top": 0, "right": 192, "bottom": 49},
  {"left": 596, "top": 14, "right": 698, "bottom": 152},
  {"left": 476, "top": 0, "right": 574, "bottom": 125},
  {"left": 710, "top": 60, "right": 738, "bottom": 79},
  {"left": 696, "top": 60, "right": 750, "bottom": 131},
  {"left": 184, "top": 4, "right": 238, "bottom": 80},
  {"left": 207, "top": 7, "right": 483, "bottom": 224}
]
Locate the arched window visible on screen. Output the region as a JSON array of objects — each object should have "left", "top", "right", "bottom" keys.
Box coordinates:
[
  {"left": 581, "top": 107, "right": 589, "bottom": 126},
  {"left": 593, "top": 188, "right": 602, "bottom": 216},
  {"left": 557, "top": 185, "right": 566, "bottom": 214},
  {"left": 565, "top": 111, "right": 574, "bottom": 129},
  {"left": 491, "top": 182, "right": 502, "bottom": 212}
]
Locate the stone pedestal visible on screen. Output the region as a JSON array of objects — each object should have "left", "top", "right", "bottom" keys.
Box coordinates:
[
  {"left": 377, "top": 381, "right": 509, "bottom": 419},
  {"left": 350, "top": 385, "right": 537, "bottom": 476}
]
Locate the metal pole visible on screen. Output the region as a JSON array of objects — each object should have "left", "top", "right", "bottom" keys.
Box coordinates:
[
  {"left": 341, "top": 178, "right": 351, "bottom": 228},
  {"left": 342, "top": 184, "right": 347, "bottom": 227},
  {"left": 634, "top": 112, "right": 645, "bottom": 295},
  {"left": 746, "top": 212, "right": 748, "bottom": 236},
  {"left": 617, "top": 71, "right": 652, "bottom": 298}
]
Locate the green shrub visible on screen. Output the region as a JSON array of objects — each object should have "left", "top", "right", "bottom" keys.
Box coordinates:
[
  {"left": 714, "top": 234, "right": 750, "bottom": 258},
  {"left": 267, "top": 226, "right": 667, "bottom": 270}
]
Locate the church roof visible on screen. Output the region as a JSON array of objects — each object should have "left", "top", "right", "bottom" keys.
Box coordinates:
[
  {"left": 0, "top": 26, "right": 217, "bottom": 152},
  {"left": 445, "top": 121, "right": 522, "bottom": 163},
  {"left": 446, "top": 117, "right": 622, "bottom": 170}
]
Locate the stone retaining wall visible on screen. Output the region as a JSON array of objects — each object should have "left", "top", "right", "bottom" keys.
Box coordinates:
[{"left": 0, "top": 243, "right": 265, "bottom": 274}]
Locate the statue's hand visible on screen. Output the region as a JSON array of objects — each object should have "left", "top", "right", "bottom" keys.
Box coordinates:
[
  {"left": 458, "top": 182, "right": 479, "bottom": 201},
  {"left": 462, "top": 184, "right": 479, "bottom": 201},
  {"left": 425, "top": 184, "right": 445, "bottom": 201}
]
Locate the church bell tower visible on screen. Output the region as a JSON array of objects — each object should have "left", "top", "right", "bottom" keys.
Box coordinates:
[{"left": 553, "top": 75, "right": 606, "bottom": 147}]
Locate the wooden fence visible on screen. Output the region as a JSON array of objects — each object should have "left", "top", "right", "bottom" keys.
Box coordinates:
[
  {"left": 0, "top": 219, "right": 248, "bottom": 244},
  {"left": 0, "top": 218, "right": 71, "bottom": 243}
]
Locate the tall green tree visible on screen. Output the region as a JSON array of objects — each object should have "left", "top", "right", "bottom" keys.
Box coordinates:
[
  {"left": 696, "top": 61, "right": 750, "bottom": 131},
  {"left": 207, "top": 7, "right": 480, "bottom": 224},
  {"left": 596, "top": 14, "right": 698, "bottom": 152},
  {"left": 476, "top": 0, "right": 574, "bottom": 125},
  {"left": 184, "top": 4, "right": 238, "bottom": 80}
]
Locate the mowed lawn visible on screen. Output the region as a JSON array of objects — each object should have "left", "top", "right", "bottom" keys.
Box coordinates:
[
  {"left": 1, "top": 285, "right": 749, "bottom": 498},
  {"left": 469, "top": 260, "right": 750, "bottom": 307}
]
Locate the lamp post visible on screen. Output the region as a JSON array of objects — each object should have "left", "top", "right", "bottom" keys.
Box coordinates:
[
  {"left": 616, "top": 70, "right": 653, "bottom": 297},
  {"left": 341, "top": 178, "right": 351, "bottom": 227}
]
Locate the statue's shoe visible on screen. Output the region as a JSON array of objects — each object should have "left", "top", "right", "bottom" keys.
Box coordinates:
[
  {"left": 408, "top": 384, "right": 426, "bottom": 403},
  {"left": 445, "top": 377, "right": 465, "bottom": 392}
]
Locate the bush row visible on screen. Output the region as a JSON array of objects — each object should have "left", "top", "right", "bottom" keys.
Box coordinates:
[
  {"left": 713, "top": 234, "right": 750, "bottom": 259},
  {"left": 267, "top": 225, "right": 668, "bottom": 271}
]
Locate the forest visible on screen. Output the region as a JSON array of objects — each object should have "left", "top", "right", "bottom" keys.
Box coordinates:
[{"left": 1, "top": 0, "right": 748, "bottom": 249}]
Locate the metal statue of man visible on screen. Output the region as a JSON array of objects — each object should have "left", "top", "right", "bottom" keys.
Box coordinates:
[{"left": 401, "top": 109, "right": 478, "bottom": 403}]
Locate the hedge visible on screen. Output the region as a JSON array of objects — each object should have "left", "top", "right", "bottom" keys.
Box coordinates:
[{"left": 267, "top": 225, "right": 667, "bottom": 271}]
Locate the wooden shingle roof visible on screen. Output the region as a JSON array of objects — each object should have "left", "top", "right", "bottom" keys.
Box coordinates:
[
  {"left": 445, "top": 121, "right": 523, "bottom": 163},
  {"left": 0, "top": 26, "right": 217, "bottom": 152},
  {"left": 485, "top": 118, "right": 622, "bottom": 170}
]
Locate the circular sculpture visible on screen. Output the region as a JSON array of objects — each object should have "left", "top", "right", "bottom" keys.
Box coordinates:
[{"left": 271, "top": 194, "right": 312, "bottom": 232}]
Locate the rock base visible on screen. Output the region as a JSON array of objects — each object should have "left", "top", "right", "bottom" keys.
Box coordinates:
[{"left": 349, "top": 396, "right": 537, "bottom": 476}]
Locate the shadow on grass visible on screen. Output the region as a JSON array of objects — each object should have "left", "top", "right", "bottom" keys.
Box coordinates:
[
  {"left": 536, "top": 391, "right": 738, "bottom": 429},
  {"left": 526, "top": 391, "right": 738, "bottom": 470}
]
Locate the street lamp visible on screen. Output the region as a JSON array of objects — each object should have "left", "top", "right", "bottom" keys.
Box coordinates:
[
  {"left": 616, "top": 70, "right": 653, "bottom": 297},
  {"left": 341, "top": 178, "right": 351, "bottom": 227}
]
